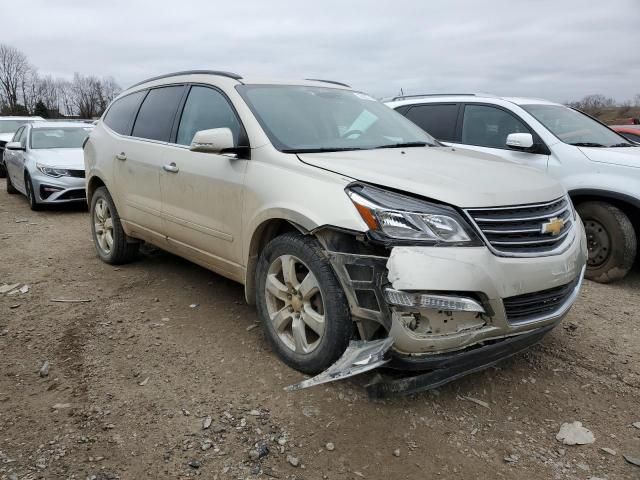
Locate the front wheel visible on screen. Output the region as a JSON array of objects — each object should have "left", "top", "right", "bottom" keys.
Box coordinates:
[
  {"left": 255, "top": 232, "right": 353, "bottom": 374},
  {"left": 24, "top": 173, "right": 41, "bottom": 211},
  {"left": 577, "top": 201, "right": 636, "bottom": 283},
  {"left": 6, "top": 172, "right": 17, "bottom": 194},
  {"left": 90, "top": 186, "right": 139, "bottom": 264}
]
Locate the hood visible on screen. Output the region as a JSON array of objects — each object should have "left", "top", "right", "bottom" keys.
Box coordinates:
[
  {"left": 29, "top": 148, "right": 85, "bottom": 170},
  {"left": 0, "top": 133, "right": 14, "bottom": 143},
  {"left": 298, "top": 146, "right": 563, "bottom": 208},
  {"left": 579, "top": 146, "right": 640, "bottom": 169}
]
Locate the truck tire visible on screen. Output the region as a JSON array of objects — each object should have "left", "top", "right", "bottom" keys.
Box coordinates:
[
  {"left": 577, "top": 201, "right": 636, "bottom": 283},
  {"left": 256, "top": 232, "right": 353, "bottom": 374}
]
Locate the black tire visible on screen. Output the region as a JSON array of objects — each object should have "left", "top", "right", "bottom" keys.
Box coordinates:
[
  {"left": 256, "top": 232, "right": 353, "bottom": 374},
  {"left": 577, "top": 201, "right": 636, "bottom": 283},
  {"left": 6, "top": 172, "right": 17, "bottom": 194},
  {"left": 0, "top": 161, "right": 6, "bottom": 178},
  {"left": 90, "top": 186, "right": 139, "bottom": 264},
  {"left": 24, "top": 173, "right": 42, "bottom": 211}
]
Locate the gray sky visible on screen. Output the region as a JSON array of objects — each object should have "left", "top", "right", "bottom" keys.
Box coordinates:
[{"left": 6, "top": 0, "right": 640, "bottom": 102}]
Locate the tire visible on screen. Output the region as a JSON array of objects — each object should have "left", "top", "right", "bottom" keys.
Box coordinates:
[
  {"left": 6, "top": 172, "right": 17, "bottom": 194},
  {"left": 0, "top": 161, "right": 6, "bottom": 178},
  {"left": 256, "top": 232, "right": 353, "bottom": 374},
  {"left": 24, "top": 173, "right": 42, "bottom": 211},
  {"left": 577, "top": 201, "right": 636, "bottom": 283},
  {"left": 90, "top": 186, "right": 139, "bottom": 264}
]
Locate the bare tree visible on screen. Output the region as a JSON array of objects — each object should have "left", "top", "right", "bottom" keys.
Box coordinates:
[
  {"left": 56, "top": 79, "right": 75, "bottom": 117},
  {"left": 0, "top": 44, "right": 30, "bottom": 113},
  {"left": 38, "top": 75, "right": 60, "bottom": 116},
  {"left": 567, "top": 94, "right": 616, "bottom": 116},
  {"left": 21, "top": 67, "right": 40, "bottom": 114}
]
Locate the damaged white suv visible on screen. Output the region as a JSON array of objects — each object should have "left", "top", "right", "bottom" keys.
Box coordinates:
[{"left": 84, "top": 71, "right": 587, "bottom": 395}]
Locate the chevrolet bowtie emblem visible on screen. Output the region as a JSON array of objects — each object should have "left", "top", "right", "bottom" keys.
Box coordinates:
[{"left": 541, "top": 217, "right": 565, "bottom": 236}]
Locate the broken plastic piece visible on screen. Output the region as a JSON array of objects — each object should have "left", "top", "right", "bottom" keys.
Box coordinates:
[{"left": 285, "top": 337, "right": 394, "bottom": 392}]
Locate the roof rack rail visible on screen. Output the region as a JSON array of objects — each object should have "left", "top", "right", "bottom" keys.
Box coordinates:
[
  {"left": 390, "top": 93, "right": 478, "bottom": 101},
  {"left": 129, "top": 70, "right": 243, "bottom": 89},
  {"left": 305, "top": 78, "right": 351, "bottom": 88}
]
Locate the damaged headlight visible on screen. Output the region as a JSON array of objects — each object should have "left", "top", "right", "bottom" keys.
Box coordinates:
[
  {"left": 36, "top": 163, "right": 71, "bottom": 178},
  {"left": 346, "top": 183, "right": 481, "bottom": 245}
]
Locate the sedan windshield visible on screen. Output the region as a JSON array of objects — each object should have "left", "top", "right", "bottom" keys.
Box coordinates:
[
  {"left": 236, "top": 85, "right": 436, "bottom": 152},
  {"left": 30, "top": 127, "right": 92, "bottom": 149},
  {"left": 522, "top": 104, "right": 632, "bottom": 148},
  {"left": 0, "top": 120, "right": 30, "bottom": 134}
]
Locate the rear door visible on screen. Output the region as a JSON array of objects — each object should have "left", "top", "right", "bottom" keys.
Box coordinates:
[
  {"left": 5, "top": 126, "right": 27, "bottom": 191},
  {"left": 111, "top": 86, "right": 186, "bottom": 236},
  {"left": 402, "top": 103, "right": 461, "bottom": 142},
  {"left": 159, "top": 84, "right": 248, "bottom": 278},
  {"left": 450, "top": 103, "right": 549, "bottom": 171}
]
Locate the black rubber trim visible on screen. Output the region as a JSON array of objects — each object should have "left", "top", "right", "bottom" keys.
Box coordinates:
[
  {"left": 366, "top": 323, "right": 555, "bottom": 398},
  {"left": 570, "top": 189, "right": 640, "bottom": 210},
  {"left": 128, "top": 70, "right": 243, "bottom": 89}
]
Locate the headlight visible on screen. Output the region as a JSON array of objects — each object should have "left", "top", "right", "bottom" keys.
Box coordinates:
[
  {"left": 346, "top": 183, "right": 481, "bottom": 245},
  {"left": 36, "top": 163, "right": 71, "bottom": 178}
]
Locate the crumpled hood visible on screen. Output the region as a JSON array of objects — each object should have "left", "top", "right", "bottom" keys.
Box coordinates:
[
  {"left": 579, "top": 146, "right": 640, "bottom": 169},
  {"left": 29, "top": 148, "right": 85, "bottom": 170},
  {"left": 0, "top": 133, "right": 14, "bottom": 144},
  {"left": 298, "top": 146, "right": 564, "bottom": 208}
]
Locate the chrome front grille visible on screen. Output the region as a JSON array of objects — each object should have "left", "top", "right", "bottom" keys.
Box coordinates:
[{"left": 465, "top": 197, "right": 574, "bottom": 256}]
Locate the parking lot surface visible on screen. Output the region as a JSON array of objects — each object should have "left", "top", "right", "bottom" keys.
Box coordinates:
[{"left": 1, "top": 189, "right": 639, "bottom": 480}]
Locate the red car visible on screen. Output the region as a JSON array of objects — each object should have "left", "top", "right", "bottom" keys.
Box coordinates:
[{"left": 611, "top": 125, "right": 640, "bottom": 143}]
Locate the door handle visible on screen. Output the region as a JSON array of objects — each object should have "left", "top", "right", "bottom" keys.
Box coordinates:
[
  {"left": 163, "top": 162, "right": 179, "bottom": 173},
  {"left": 116, "top": 152, "right": 127, "bottom": 161}
]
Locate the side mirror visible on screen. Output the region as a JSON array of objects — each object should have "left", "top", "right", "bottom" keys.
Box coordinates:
[
  {"left": 6, "top": 141, "right": 24, "bottom": 151},
  {"left": 506, "top": 133, "right": 534, "bottom": 150},
  {"left": 189, "top": 128, "right": 234, "bottom": 154}
]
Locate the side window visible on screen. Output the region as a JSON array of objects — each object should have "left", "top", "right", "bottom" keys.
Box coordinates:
[
  {"left": 176, "top": 86, "right": 241, "bottom": 146},
  {"left": 462, "top": 104, "right": 530, "bottom": 149},
  {"left": 132, "top": 86, "right": 185, "bottom": 142},
  {"left": 12, "top": 126, "right": 25, "bottom": 143},
  {"left": 404, "top": 104, "right": 459, "bottom": 141},
  {"left": 103, "top": 91, "right": 146, "bottom": 135}
]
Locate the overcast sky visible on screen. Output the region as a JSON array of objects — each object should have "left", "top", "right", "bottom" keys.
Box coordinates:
[{"left": 6, "top": 0, "right": 640, "bottom": 102}]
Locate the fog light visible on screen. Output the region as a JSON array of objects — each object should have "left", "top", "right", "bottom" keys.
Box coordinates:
[
  {"left": 384, "top": 288, "right": 485, "bottom": 312},
  {"left": 40, "top": 185, "right": 63, "bottom": 199}
]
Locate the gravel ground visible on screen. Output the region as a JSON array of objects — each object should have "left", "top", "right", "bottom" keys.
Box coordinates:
[{"left": 1, "top": 188, "right": 640, "bottom": 480}]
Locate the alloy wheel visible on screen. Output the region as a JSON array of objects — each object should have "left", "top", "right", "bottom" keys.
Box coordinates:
[
  {"left": 94, "top": 198, "right": 114, "bottom": 254},
  {"left": 264, "top": 254, "right": 326, "bottom": 354}
]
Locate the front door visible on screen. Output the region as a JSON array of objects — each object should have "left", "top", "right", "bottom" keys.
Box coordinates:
[
  {"left": 448, "top": 103, "right": 549, "bottom": 172},
  {"left": 159, "top": 85, "right": 248, "bottom": 279}
]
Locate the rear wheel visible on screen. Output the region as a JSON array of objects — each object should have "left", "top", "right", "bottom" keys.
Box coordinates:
[
  {"left": 90, "top": 186, "right": 139, "bottom": 264},
  {"left": 6, "top": 172, "right": 17, "bottom": 194},
  {"left": 577, "top": 201, "right": 636, "bottom": 283},
  {"left": 24, "top": 173, "right": 41, "bottom": 211},
  {"left": 256, "top": 232, "right": 353, "bottom": 374}
]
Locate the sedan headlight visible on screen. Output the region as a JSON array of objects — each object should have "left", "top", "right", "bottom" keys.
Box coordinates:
[
  {"left": 36, "top": 163, "right": 71, "bottom": 178},
  {"left": 346, "top": 183, "right": 481, "bottom": 245}
]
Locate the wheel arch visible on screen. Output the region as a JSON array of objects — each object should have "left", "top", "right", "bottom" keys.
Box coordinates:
[
  {"left": 86, "top": 175, "right": 107, "bottom": 205},
  {"left": 569, "top": 189, "right": 640, "bottom": 229},
  {"left": 244, "top": 217, "right": 310, "bottom": 305}
]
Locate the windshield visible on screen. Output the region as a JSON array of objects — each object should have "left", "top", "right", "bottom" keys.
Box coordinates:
[
  {"left": 0, "top": 120, "right": 31, "bottom": 134},
  {"left": 236, "top": 85, "right": 436, "bottom": 152},
  {"left": 522, "top": 104, "right": 632, "bottom": 148},
  {"left": 30, "top": 127, "right": 92, "bottom": 149}
]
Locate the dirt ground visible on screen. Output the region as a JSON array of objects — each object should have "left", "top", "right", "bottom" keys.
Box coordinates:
[{"left": 1, "top": 188, "right": 639, "bottom": 480}]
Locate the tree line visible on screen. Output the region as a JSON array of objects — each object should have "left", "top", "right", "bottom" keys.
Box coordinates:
[
  {"left": 0, "top": 44, "right": 121, "bottom": 119},
  {"left": 566, "top": 93, "right": 640, "bottom": 117}
]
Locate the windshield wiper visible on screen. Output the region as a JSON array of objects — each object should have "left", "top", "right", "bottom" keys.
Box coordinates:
[
  {"left": 372, "top": 141, "right": 433, "bottom": 149},
  {"left": 569, "top": 142, "right": 606, "bottom": 147},
  {"left": 282, "top": 147, "right": 367, "bottom": 153},
  {"left": 609, "top": 143, "right": 634, "bottom": 147}
]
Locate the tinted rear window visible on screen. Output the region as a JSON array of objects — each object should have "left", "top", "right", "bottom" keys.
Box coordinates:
[
  {"left": 103, "top": 91, "right": 145, "bottom": 135},
  {"left": 404, "top": 104, "right": 459, "bottom": 141},
  {"left": 132, "top": 86, "right": 185, "bottom": 142}
]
